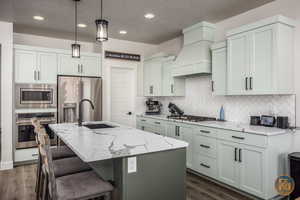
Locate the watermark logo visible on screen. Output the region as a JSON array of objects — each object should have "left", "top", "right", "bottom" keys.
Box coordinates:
[{"left": 275, "top": 175, "right": 295, "bottom": 196}]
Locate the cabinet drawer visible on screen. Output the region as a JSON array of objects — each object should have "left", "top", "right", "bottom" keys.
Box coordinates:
[
  {"left": 217, "top": 129, "right": 267, "bottom": 148},
  {"left": 193, "top": 154, "right": 217, "bottom": 178},
  {"left": 194, "top": 126, "right": 218, "bottom": 138},
  {"left": 193, "top": 135, "right": 217, "bottom": 158},
  {"left": 137, "top": 117, "right": 148, "bottom": 124},
  {"left": 15, "top": 148, "right": 39, "bottom": 162}
]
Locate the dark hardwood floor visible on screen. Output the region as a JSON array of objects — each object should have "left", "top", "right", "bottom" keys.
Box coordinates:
[{"left": 0, "top": 164, "right": 253, "bottom": 200}]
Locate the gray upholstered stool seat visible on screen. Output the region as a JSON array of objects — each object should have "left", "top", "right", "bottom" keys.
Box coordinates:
[
  {"left": 56, "top": 171, "right": 113, "bottom": 200},
  {"left": 51, "top": 146, "right": 76, "bottom": 160},
  {"left": 53, "top": 157, "right": 92, "bottom": 178}
]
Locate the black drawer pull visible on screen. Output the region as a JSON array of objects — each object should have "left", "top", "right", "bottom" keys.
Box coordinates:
[
  {"left": 141, "top": 119, "right": 146, "bottom": 122},
  {"left": 154, "top": 122, "right": 161, "bottom": 124},
  {"left": 232, "top": 136, "right": 245, "bottom": 140},
  {"left": 239, "top": 149, "right": 242, "bottom": 163},
  {"left": 32, "top": 153, "right": 38, "bottom": 157},
  {"left": 200, "top": 144, "right": 210, "bottom": 149},
  {"left": 200, "top": 163, "right": 210, "bottom": 169},
  {"left": 200, "top": 130, "right": 210, "bottom": 134}
]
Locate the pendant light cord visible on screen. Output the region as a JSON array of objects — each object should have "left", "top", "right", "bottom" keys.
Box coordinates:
[
  {"left": 75, "top": 0, "right": 78, "bottom": 44},
  {"left": 101, "top": 0, "right": 103, "bottom": 20}
]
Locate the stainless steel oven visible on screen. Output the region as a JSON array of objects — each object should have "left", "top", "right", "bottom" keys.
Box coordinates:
[
  {"left": 16, "top": 112, "right": 57, "bottom": 149},
  {"left": 15, "top": 84, "right": 57, "bottom": 109}
]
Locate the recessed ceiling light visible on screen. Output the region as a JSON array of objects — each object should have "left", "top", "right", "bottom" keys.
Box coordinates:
[
  {"left": 77, "top": 23, "right": 87, "bottom": 28},
  {"left": 119, "top": 30, "right": 127, "bottom": 35},
  {"left": 144, "top": 13, "right": 155, "bottom": 19},
  {"left": 33, "top": 16, "right": 45, "bottom": 21}
]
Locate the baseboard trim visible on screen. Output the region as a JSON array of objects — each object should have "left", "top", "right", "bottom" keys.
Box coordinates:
[{"left": 0, "top": 161, "right": 14, "bottom": 170}]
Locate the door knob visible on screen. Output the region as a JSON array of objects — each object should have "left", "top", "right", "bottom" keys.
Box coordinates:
[{"left": 127, "top": 112, "right": 132, "bottom": 115}]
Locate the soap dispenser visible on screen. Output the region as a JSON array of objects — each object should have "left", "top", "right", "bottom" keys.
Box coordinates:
[{"left": 219, "top": 105, "right": 225, "bottom": 121}]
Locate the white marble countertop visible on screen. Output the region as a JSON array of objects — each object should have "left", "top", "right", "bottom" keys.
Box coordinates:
[
  {"left": 49, "top": 121, "right": 188, "bottom": 163},
  {"left": 137, "top": 114, "right": 293, "bottom": 136}
]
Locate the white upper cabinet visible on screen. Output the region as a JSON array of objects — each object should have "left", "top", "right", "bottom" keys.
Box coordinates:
[
  {"left": 143, "top": 54, "right": 185, "bottom": 97},
  {"left": 14, "top": 47, "right": 57, "bottom": 84},
  {"left": 81, "top": 55, "right": 101, "bottom": 77},
  {"left": 211, "top": 42, "right": 227, "bottom": 95},
  {"left": 226, "top": 15, "right": 295, "bottom": 95},
  {"left": 143, "top": 56, "right": 163, "bottom": 96},
  {"left": 15, "top": 49, "right": 37, "bottom": 83},
  {"left": 162, "top": 57, "right": 185, "bottom": 96},
  {"left": 58, "top": 54, "right": 101, "bottom": 77},
  {"left": 58, "top": 54, "right": 80, "bottom": 76},
  {"left": 37, "top": 52, "right": 58, "bottom": 83}
]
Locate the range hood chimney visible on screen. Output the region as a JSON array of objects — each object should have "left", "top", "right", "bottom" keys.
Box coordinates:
[{"left": 172, "top": 22, "right": 216, "bottom": 77}]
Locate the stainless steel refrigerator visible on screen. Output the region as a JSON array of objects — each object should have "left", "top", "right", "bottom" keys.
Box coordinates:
[{"left": 57, "top": 76, "right": 102, "bottom": 123}]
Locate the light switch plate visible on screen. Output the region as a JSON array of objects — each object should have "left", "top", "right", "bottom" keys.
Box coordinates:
[{"left": 128, "top": 157, "right": 137, "bottom": 173}]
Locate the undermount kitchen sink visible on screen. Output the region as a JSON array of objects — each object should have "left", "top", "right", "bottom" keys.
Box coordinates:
[{"left": 84, "top": 123, "right": 116, "bottom": 129}]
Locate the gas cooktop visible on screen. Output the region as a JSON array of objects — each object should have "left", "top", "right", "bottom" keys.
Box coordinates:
[{"left": 167, "top": 115, "right": 216, "bottom": 122}]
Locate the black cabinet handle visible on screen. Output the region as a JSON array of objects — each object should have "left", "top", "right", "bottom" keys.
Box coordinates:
[
  {"left": 232, "top": 136, "right": 245, "bottom": 140},
  {"left": 154, "top": 121, "right": 160, "bottom": 124},
  {"left": 212, "top": 81, "right": 214, "bottom": 92},
  {"left": 32, "top": 153, "right": 38, "bottom": 157},
  {"left": 141, "top": 119, "right": 146, "bottom": 122},
  {"left": 200, "top": 163, "right": 210, "bottom": 169},
  {"left": 234, "top": 148, "right": 237, "bottom": 161},
  {"left": 200, "top": 130, "right": 210, "bottom": 134},
  {"left": 239, "top": 149, "right": 242, "bottom": 162},
  {"left": 200, "top": 144, "right": 210, "bottom": 149},
  {"left": 171, "top": 84, "right": 174, "bottom": 94},
  {"left": 250, "top": 77, "right": 253, "bottom": 90},
  {"left": 245, "top": 77, "right": 248, "bottom": 90}
]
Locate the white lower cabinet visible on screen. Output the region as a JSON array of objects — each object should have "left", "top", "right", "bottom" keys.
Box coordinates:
[
  {"left": 217, "top": 139, "right": 266, "bottom": 198},
  {"left": 239, "top": 144, "right": 265, "bottom": 197},
  {"left": 217, "top": 140, "right": 241, "bottom": 187},
  {"left": 136, "top": 116, "right": 290, "bottom": 199}
]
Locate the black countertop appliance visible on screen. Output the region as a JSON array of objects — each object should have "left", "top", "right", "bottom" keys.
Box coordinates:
[{"left": 168, "top": 102, "right": 184, "bottom": 116}]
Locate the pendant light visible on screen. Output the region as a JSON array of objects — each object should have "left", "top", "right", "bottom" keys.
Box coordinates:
[
  {"left": 95, "top": 0, "right": 108, "bottom": 42},
  {"left": 72, "top": 0, "right": 80, "bottom": 58}
]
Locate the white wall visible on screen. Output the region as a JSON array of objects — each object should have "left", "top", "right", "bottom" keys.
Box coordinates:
[
  {"left": 0, "top": 21, "right": 13, "bottom": 170},
  {"left": 155, "top": 0, "right": 300, "bottom": 123},
  {"left": 101, "top": 38, "right": 158, "bottom": 122},
  {"left": 14, "top": 33, "right": 102, "bottom": 53}
]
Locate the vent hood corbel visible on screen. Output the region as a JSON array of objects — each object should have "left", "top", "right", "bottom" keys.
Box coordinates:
[{"left": 172, "top": 21, "right": 216, "bottom": 77}]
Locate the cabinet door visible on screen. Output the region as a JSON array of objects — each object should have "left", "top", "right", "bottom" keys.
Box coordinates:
[
  {"left": 217, "top": 140, "right": 239, "bottom": 188},
  {"left": 239, "top": 145, "right": 265, "bottom": 198},
  {"left": 166, "top": 124, "right": 181, "bottom": 139},
  {"left": 58, "top": 54, "right": 80, "bottom": 76},
  {"left": 250, "top": 25, "right": 274, "bottom": 94},
  {"left": 37, "top": 52, "right": 57, "bottom": 83},
  {"left": 15, "top": 49, "right": 37, "bottom": 83},
  {"left": 81, "top": 55, "right": 101, "bottom": 77},
  {"left": 162, "top": 60, "right": 173, "bottom": 96},
  {"left": 227, "top": 33, "right": 250, "bottom": 95},
  {"left": 143, "top": 61, "right": 152, "bottom": 96},
  {"left": 212, "top": 47, "right": 227, "bottom": 95},
  {"left": 180, "top": 126, "right": 194, "bottom": 169},
  {"left": 151, "top": 59, "right": 162, "bottom": 96}
]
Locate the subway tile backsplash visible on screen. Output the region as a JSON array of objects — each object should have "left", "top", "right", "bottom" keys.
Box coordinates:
[{"left": 157, "top": 76, "right": 296, "bottom": 126}]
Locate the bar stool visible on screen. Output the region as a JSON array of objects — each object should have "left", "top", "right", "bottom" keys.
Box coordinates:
[
  {"left": 32, "top": 119, "right": 92, "bottom": 200},
  {"left": 31, "top": 118, "right": 76, "bottom": 160},
  {"left": 38, "top": 133, "right": 113, "bottom": 200}
]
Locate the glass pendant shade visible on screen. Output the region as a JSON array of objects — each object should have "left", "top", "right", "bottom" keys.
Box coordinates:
[
  {"left": 95, "top": 19, "right": 108, "bottom": 42},
  {"left": 72, "top": 43, "right": 80, "bottom": 58}
]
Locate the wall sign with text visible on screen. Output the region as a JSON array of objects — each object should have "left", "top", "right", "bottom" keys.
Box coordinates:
[{"left": 105, "top": 51, "right": 141, "bottom": 61}]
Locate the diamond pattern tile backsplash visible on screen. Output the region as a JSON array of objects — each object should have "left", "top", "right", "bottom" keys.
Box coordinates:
[{"left": 156, "top": 76, "right": 296, "bottom": 126}]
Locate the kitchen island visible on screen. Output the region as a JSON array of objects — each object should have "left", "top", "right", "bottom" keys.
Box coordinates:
[{"left": 50, "top": 121, "right": 188, "bottom": 200}]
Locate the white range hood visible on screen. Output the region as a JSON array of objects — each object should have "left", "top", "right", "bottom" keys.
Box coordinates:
[{"left": 172, "top": 22, "right": 216, "bottom": 77}]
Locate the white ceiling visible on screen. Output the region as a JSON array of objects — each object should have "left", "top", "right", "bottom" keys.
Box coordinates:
[{"left": 2, "top": 0, "right": 274, "bottom": 44}]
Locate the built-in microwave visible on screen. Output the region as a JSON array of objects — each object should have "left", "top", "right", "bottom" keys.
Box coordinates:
[{"left": 15, "top": 84, "right": 57, "bottom": 109}]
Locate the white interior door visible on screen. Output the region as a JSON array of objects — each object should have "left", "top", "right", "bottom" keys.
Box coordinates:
[{"left": 111, "top": 66, "right": 135, "bottom": 127}]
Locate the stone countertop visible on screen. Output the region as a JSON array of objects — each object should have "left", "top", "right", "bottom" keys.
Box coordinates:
[
  {"left": 49, "top": 121, "right": 188, "bottom": 163},
  {"left": 137, "top": 114, "right": 294, "bottom": 136}
]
